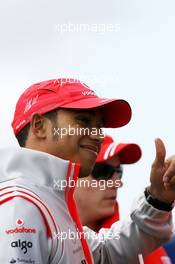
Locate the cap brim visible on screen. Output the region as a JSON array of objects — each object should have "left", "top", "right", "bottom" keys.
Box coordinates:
[
  {"left": 61, "top": 97, "right": 132, "bottom": 128},
  {"left": 97, "top": 142, "right": 142, "bottom": 164},
  {"left": 110, "top": 143, "right": 142, "bottom": 164}
]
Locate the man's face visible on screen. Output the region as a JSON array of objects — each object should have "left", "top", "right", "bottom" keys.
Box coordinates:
[
  {"left": 74, "top": 157, "right": 122, "bottom": 227},
  {"left": 41, "top": 109, "right": 104, "bottom": 177}
]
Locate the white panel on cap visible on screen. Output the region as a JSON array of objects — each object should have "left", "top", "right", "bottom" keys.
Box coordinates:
[
  {"left": 104, "top": 143, "right": 115, "bottom": 160},
  {"left": 109, "top": 143, "right": 118, "bottom": 157}
]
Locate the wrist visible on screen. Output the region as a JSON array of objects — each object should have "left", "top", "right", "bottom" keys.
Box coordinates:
[
  {"left": 148, "top": 185, "right": 174, "bottom": 204},
  {"left": 145, "top": 187, "right": 174, "bottom": 211}
]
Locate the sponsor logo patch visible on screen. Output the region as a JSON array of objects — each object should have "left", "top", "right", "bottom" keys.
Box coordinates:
[
  {"left": 6, "top": 219, "right": 36, "bottom": 235},
  {"left": 11, "top": 240, "right": 33, "bottom": 254},
  {"left": 82, "top": 91, "right": 96, "bottom": 96},
  {"left": 6, "top": 227, "right": 36, "bottom": 235}
]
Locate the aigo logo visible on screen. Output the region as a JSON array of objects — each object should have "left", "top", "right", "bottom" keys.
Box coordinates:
[{"left": 11, "top": 239, "right": 33, "bottom": 254}]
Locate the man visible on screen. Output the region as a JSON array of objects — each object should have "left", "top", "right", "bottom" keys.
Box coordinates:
[
  {"left": 74, "top": 135, "right": 142, "bottom": 231},
  {"left": 75, "top": 135, "right": 175, "bottom": 264},
  {"left": 75, "top": 134, "right": 175, "bottom": 264},
  {"left": 0, "top": 78, "right": 175, "bottom": 264}
]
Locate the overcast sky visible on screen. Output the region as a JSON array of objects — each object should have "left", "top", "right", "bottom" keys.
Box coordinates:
[{"left": 0, "top": 0, "right": 175, "bottom": 221}]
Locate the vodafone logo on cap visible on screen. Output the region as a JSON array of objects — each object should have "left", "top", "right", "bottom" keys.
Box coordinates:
[{"left": 82, "top": 91, "right": 96, "bottom": 96}]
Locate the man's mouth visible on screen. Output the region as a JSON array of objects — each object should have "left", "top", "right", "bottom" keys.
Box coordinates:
[
  {"left": 104, "top": 194, "right": 117, "bottom": 200},
  {"left": 80, "top": 144, "right": 99, "bottom": 156},
  {"left": 106, "top": 196, "right": 116, "bottom": 200}
]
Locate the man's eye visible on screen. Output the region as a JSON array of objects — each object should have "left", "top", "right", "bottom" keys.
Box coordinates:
[{"left": 76, "top": 116, "right": 91, "bottom": 125}]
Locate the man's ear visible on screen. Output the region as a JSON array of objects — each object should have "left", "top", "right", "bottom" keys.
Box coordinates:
[{"left": 30, "top": 113, "right": 47, "bottom": 139}]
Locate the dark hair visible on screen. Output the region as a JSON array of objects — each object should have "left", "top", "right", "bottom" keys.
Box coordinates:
[{"left": 16, "top": 110, "right": 58, "bottom": 147}]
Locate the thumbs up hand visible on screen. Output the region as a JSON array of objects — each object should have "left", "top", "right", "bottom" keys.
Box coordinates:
[{"left": 148, "top": 138, "right": 175, "bottom": 204}]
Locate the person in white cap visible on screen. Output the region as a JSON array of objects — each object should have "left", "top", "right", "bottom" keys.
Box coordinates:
[
  {"left": 74, "top": 135, "right": 142, "bottom": 232},
  {"left": 0, "top": 78, "right": 175, "bottom": 264}
]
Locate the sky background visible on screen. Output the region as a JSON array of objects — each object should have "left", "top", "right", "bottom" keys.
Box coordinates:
[{"left": 0, "top": 0, "right": 175, "bottom": 221}]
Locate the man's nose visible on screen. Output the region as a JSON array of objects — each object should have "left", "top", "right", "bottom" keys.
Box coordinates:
[
  {"left": 110, "top": 173, "right": 123, "bottom": 189},
  {"left": 88, "top": 127, "right": 104, "bottom": 144}
]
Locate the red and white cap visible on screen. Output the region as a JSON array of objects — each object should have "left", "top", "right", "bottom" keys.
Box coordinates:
[
  {"left": 11, "top": 78, "right": 132, "bottom": 136},
  {"left": 96, "top": 135, "right": 142, "bottom": 164}
]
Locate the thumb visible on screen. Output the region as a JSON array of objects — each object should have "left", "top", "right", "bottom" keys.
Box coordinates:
[{"left": 154, "top": 138, "right": 166, "bottom": 167}]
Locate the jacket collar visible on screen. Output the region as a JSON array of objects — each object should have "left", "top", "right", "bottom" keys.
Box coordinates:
[{"left": 0, "top": 147, "right": 80, "bottom": 196}]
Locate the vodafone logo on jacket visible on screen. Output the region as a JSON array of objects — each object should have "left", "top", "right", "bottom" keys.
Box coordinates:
[
  {"left": 5, "top": 218, "right": 36, "bottom": 235},
  {"left": 16, "top": 218, "right": 24, "bottom": 226}
]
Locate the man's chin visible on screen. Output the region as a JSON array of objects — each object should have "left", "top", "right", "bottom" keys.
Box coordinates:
[{"left": 79, "top": 165, "right": 93, "bottom": 178}]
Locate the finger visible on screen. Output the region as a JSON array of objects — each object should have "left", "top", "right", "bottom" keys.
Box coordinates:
[
  {"left": 154, "top": 138, "right": 166, "bottom": 166},
  {"left": 169, "top": 176, "right": 175, "bottom": 186},
  {"left": 165, "top": 159, "right": 171, "bottom": 167},
  {"left": 163, "top": 159, "right": 171, "bottom": 183},
  {"left": 163, "top": 159, "right": 175, "bottom": 183},
  {"left": 164, "top": 182, "right": 169, "bottom": 190},
  {"left": 164, "top": 181, "right": 175, "bottom": 192}
]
